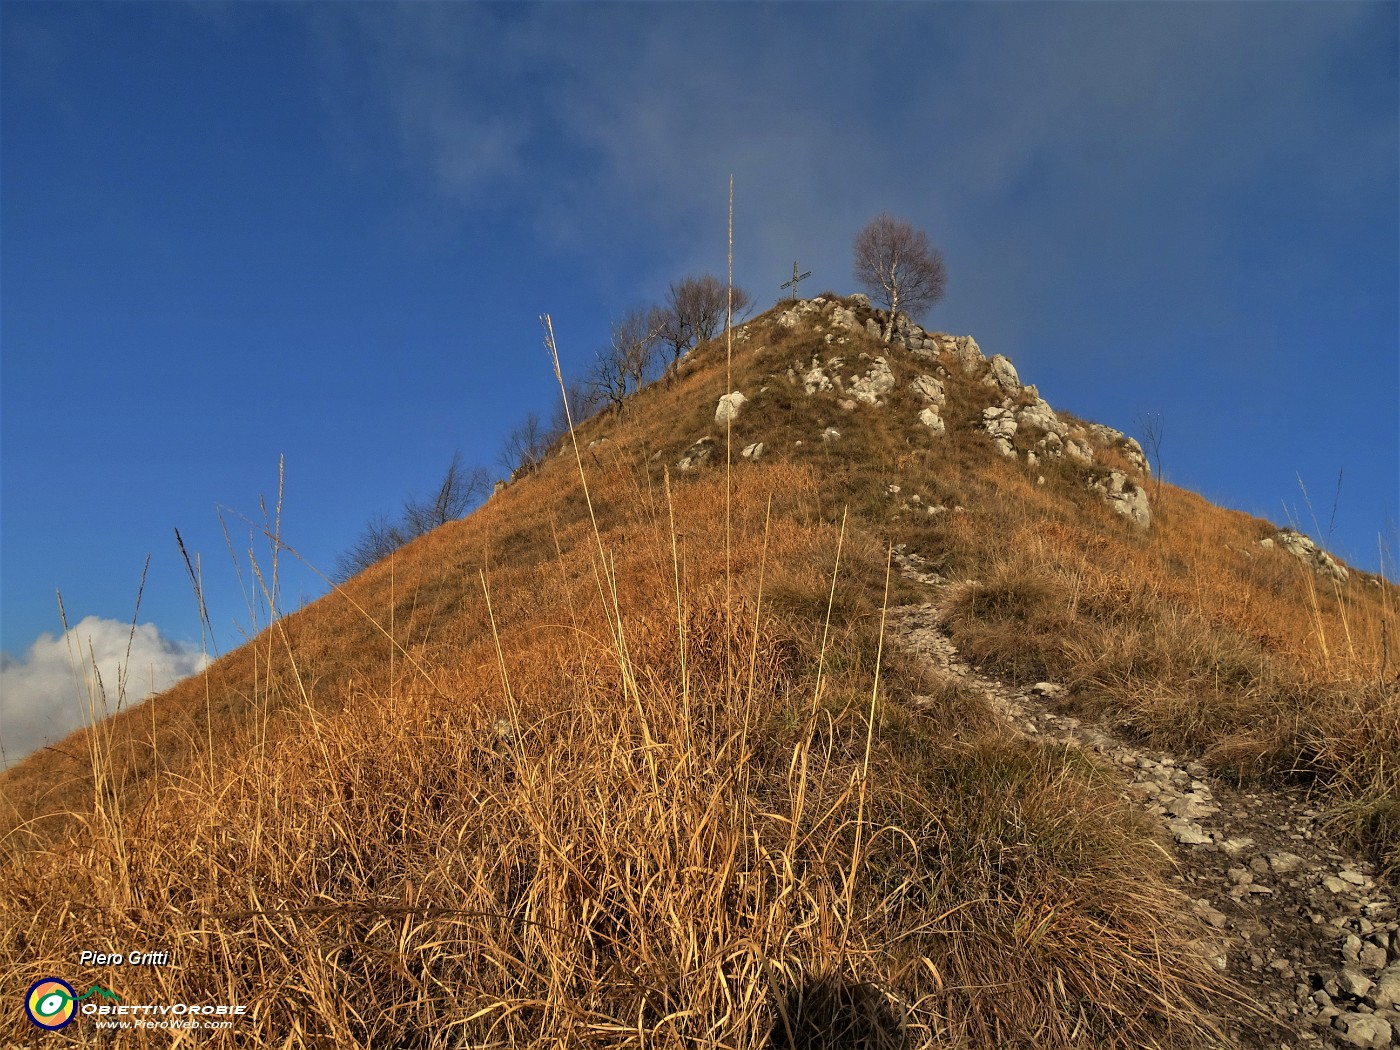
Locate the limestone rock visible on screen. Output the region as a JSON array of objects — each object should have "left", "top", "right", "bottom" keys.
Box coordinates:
[
  {"left": 981, "top": 406, "right": 1018, "bottom": 457},
  {"left": 1333, "top": 1011, "right": 1392, "bottom": 1048},
  {"left": 802, "top": 359, "right": 834, "bottom": 395},
  {"left": 829, "top": 304, "right": 858, "bottom": 331},
  {"left": 848, "top": 293, "right": 870, "bottom": 308},
  {"left": 741, "top": 442, "right": 764, "bottom": 461},
  {"left": 985, "top": 354, "right": 1021, "bottom": 392},
  {"left": 1015, "top": 396, "right": 1066, "bottom": 439},
  {"left": 1371, "top": 965, "right": 1400, "bottom": 1009},
  {"left": 1091, "top": 470, "right": 1152, "bottom": 528},
  {"left": 1065, "top": 437, "right": 1095, "bottom": 464},
  {"left": 918, "top": 407, "right": 946, "bottom": 435},
  {"left": 864, "top": 318, "right": 883, "bottom": 339},
  {"left": 910, "top": 374, "right": 946, "bottom": 405},
  {"left": 940, "top": 335, "right": 984, "bottom": 374},
  {"left": 1273, "top": 529, "right": 1349, "bottom": 583},
  {"left": 1123, "top": 436, "right": 1150, "bottom": 475},
  {"left": 821, "top": 427, "right": 841, "bottom": 442},
  {"left": 849, "top": 357, "right": 895, "bottom": 405},
  {"left": 716, "top": 391, "right": 747, "bottom": 424}
]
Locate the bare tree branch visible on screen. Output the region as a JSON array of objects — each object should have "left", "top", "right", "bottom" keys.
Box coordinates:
[{"left": 335, "top": 452, "right": 490, "bottom": 581}]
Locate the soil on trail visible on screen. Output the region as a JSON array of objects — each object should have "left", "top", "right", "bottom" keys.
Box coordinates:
[{"left": 889, "top": 548, "right": 1400, "bottom": 1050}]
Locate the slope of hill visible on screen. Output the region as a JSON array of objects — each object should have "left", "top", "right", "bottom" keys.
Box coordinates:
[{"left": 3, "top": 295, "right": 1395, "bottom": 1048}]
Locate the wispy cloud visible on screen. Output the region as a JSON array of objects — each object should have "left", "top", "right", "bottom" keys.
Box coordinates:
[{"left": 0, "top": 616, "right": 207, "bottom": 769}]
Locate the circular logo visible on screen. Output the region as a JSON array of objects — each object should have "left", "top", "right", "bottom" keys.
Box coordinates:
[{"left": 25, "top": 978, "right": 77, "bottom": 1030}]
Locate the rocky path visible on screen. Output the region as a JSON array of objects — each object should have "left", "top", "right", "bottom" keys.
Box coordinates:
[{"left": 888, "top": 547, "right": 1400, "bottom": 1049}]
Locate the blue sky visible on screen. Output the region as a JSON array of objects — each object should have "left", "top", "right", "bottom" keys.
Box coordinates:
[{"left": 2, "top": 2, "right": 1396, "bottom": 761}]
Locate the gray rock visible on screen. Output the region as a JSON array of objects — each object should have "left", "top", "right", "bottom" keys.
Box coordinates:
[
  {"left": 1361, "top": 944, "right": 1389, "bottom": 973},
  {"left": 821, "top": 427, "right": 841, "bottom": 442},
  {"left": 1091, "top": 470, "right": 1152, "bottom": 528},
  {"left": 1123, "top": 436, "right": 1150, "bottom": 475},
  {"left": 1371, "top": 965, "right": 1400, "bottom": 1009},
  {"left": 985, "top": 354, "right": 1021, "bottom": 392},
  {"left": 829, "top": 304, "right": 858, "bottom": 331},
  {"left": 1065, "top": 437, "right": 1094, "bottom": 464},
  {"left": 864, "top": 318, "right": 883, "bottom": 339},
  {"left": 981, "top": 406, "right": 1018, "bottom": 440},
  {"left": 716, "top": 391, "right": 747, "bottom": 424},
  {"left": 1015, "top": 397, "right": 1066, "bottom": 438},
  {"left": 1272, "top": 529, "right": 1349, "bottom": 583},
  {"left": 802, "top": 358, "right": 835, "bottom": 395},
  {"left": 1333, "top": 1011, "right": 1392, "bottom": 1047},
  {"left": 1169, "top": 820, "right": 1212, "bottom": 845},
  {"left": 849, "top": 357, "right": 896, "bottom": 405},
  {"left": 940, "top": 334, "right": 984, "bottom": 373},
  {"left": 1340, "top": 968, "right": 1377, "bottom": 1000},
  {"left": 918, "top": 407, "right": 946, "bottom": 435},
  {"left": 741, "top": 442, "right": 764, "bottom": 461},
  {"left": 910, "top": 374, "right": 946, "bottom": 405},
  {"left": 848, "top": 293, "right": 870, "bottom": 308}
]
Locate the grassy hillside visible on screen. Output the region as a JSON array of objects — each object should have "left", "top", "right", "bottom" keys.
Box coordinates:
[{"left": 2, "top": 297, "right": 1395, "bottom": 1047}]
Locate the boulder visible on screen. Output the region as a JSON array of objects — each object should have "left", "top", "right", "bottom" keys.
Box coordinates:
[
  {"left": 1015, "top": 396, "right": 1066, "bottom": 438},
  {"left": 848, "top": 293, "right": 870, "bottom": 308},
  {"left": 918, "top": 407, "right": 946, "bottom": 435},
  {"left": 1123, "top": 436, "right": 1150, "bottom": 475},
  {"left": 741, "top": 442, "right": 764, "bottom": 461},
  {"left": 829, "top": 304, "right": 858, "bottom": 331},
  {"left": 985, "top": 354, "right": 1021, "bottom": 392},
  {"left": 910, "top": 374, "right": 946, "bottom": 405},
  {"left": 802, "top": 359, "right": 834, "bottom": 395},
  {"left": 1065, "top": 437, "right": 1095, "bottom": 464},
  {"left": 1332, "top": 1012, "right": 1392, "bottom": 1048},
  {"left": 849, "top": 357, "right": 895, "bottom": 405},
  {"left": 1091, "top": 470, "right": 1152, "bottom": 528},
  {"left": 716, "top": 391, "right": 747, "bottom": 424}
]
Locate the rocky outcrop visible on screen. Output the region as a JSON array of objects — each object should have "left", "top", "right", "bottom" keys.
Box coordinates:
[
  {"left": 942, "top": 335, "right": 985, "bottom": 374},
  {"left": 1090, "top": 470, "right": 1152, "bottom": 528},
  {"left": 715, "top": 391, "right": 746, "bottom": 424},
  {"left": 910, "top": 374, "right": 946, "bottom": 406},
  {"left": 985, "top": 354, "right": 1021, "bottom": 393},
  {"left": 848, "top": 356, "right": 895, "bottom": 405},
  {"left": 1265, "top": 530, "right": 1350, "bottom": 584},
  {"left": 765, "top": 299, "right": 1155, "bottom": 526},
  {"left": 980, "top": 406, "right": 1018, "bottom": 457}
]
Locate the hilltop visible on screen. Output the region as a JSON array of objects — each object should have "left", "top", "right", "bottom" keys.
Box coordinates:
[{"left": 2, "top": 294, "right": 1396, "bottom": 1048}]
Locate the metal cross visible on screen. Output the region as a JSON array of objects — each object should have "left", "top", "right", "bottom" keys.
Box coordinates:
[{"left": 780, "top": 261, "right": 812, "bottom": 301}]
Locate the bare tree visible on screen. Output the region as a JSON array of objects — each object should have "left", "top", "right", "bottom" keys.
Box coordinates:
[
  {"left": 661, "top": 274, "right": 752, "bottom": 375},
  {"left": 499, "top": 411, "right": 551, "bottom": 478},
  {"left": 336, "top": 452, "right": 490, "bottom": 581},
  {"left": 1136, "top": 412, "right": 1165, "bottom": 503},
  {"left": 549, "top": 373, "right": 599, "bottom": 442},
  {"left": 852, "top": 213, "right": 948, "bottom": 340},
  {"left": 589, "top": 306, "right": 664, "bottom": 413}
]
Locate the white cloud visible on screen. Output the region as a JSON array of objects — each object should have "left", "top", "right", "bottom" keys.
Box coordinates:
[{"left": 0, "top": 616, "right": 207, "bottom": 769}]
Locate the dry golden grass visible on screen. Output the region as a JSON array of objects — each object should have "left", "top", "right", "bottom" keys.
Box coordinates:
[{"left": 7, "top": 295, "right": 1384, "bottom": 1044}]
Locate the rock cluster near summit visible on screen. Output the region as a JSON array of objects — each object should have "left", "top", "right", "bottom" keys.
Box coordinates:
[{"left": 695, "top": 294, "right": 1157, "bottom": 528}]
